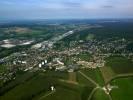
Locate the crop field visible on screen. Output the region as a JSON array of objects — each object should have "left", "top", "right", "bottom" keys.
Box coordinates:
[
  {"left": 80, "top": 68, "right": 105, "bottom": 86},
  {"left": 42, "top": 70, "right": 69, "bottom": 80},
  {"left": 0, "top": 71, "right": 94, "bottom": 100},
  {"left": 99, "top": 67, "right": 115, "bottom": 84},
  {"left": 39, "top": 87, "right": 81, "bottom": 100},
  {"left": 68, "top": 72, "right": 77, "bottom": 82},
  {"left": 110, "top": 77, "right": 133, "bottom": 100},
  {"left": 76, "top": 71, "right": 96, "bottom": 87},
  {"left": 105, "top": 56, "right": 133, "bottom": 74},
  {"left": 91, "top": 89, "right": 110, "bottom": 100},
  {"left": 0, "top": 72, "right": 66, "bottom": 100}
]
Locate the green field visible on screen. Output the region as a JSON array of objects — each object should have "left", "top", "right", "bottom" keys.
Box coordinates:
[
  {"left": 77, "top": 52, "right": 92, "bottom": 62},
  {"left": 91, "top": 89, "right": 110, "bottom": 100},
  {"left": 76, "top": 71, "right": 95, "bottom": 87},
  {"left": 80, "top": 68, "right": 105, "bottom": 86},
  {"left": 0, "top": 71, "right": 36, "bottom": 94},
  {"left": 105, "top": 56, "right": 133, "bottom": 74},
  {"left": 0, "top": 72, "right": 66, "bottom": 100},
  {"left": 110, "top": 77, "right": 133, "bottom": 100},
  {"left": 0, "top": 71, "right": 94, "bottom": 100},
  {"left": 99, "top": 67, "right": 115, "bottom": 84},
  {"left": 36, "top": 83, "right": 90, "bottom": 100},
  {"left": 39, "top": 87, "right": 81, "bottom": 100}
]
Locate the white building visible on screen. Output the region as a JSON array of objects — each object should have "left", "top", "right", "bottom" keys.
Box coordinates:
[
  {"left": 42, "top": 62, "right": 44, "bottom": 65},
  {"left": 45, "top": 60, "right": 47, "bottom": 64},
  {"left": 39, "top": 64, "right": 42, "bottom": 68},
  {"left": 51, "top": 86, "right": 55, "bottom": 91}
]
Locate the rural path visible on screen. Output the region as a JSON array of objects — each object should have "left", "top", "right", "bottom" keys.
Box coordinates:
[
  {"left": 108, "top": 94, "right": 113, "bottom": 100},
  {"left": 87, "top": 86, "right": 112, "bottom": 100},
  {"left": 78, "top": 71, "right": 99, "bottom": 86},
  {"left": 79, "top": 70, "right": 113, "bottom": 100},
  {"left": 39, "top": 91, "right": 55, "bottom": 100},
  {"left": 107, "top": 73, "right": 133, "bottom": 85},
  {"left": 88, "top": 87, "right": 100, "bottom": 100},
  {"left": 105, "top": 73, "right": 133, "bottom": 100}
]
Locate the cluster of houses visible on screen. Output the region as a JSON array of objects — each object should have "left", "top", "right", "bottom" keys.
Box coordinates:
[
  {"left": 77, "top": 60, "right": 105, "bottom": 69},
  {"left": 103, "top": 84, "right": 118, "bottom": 94},
  {"left": 1, "top": 29, "right": 133, "bottom": 85}
]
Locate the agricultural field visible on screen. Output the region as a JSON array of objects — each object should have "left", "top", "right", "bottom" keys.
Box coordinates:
[
  {"left": 105, "top": 56, "right": 133, "bottom": 74},
  {"left": 110, "top": 77, "right": 133, "bottom": 100},
  {"left": 99, "top": 66, "right": 115, "bottom": 84},
  {"left": 76, "top": 71, "right": 96, "bottom": 87},
  {"left": 0, "top": 71, "right": 93, "bottom": 100},
  {"left": 79, "top": 69, "right": 105, "bottom": 86},
  {"left": 91, "top": 89, "right": 110, "bottom": 100}
]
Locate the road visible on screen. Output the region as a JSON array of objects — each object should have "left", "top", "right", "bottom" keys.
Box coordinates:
[
  {"left": 39, "top": 91, "right": 56, "bottom": 100},
  {"left": 88, "top": 87, "right": 100, "bottom": 100},
  {"left": 107, "top": 73, "right": 133, "bottom": 85},
  {"left": 78, "top": 71, "right": 113, "bottom": 100},
  {"left": 78, "top": 71, "right": 99, "bottom": 86}
]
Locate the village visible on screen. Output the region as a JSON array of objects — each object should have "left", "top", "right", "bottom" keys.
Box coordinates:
[{"left": 0, "top": 30, "right": 133, "bottom": 84}]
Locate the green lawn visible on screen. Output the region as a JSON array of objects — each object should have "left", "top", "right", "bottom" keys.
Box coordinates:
[{"left": 110, "top": 77, "right": 133, "bottom": 100}]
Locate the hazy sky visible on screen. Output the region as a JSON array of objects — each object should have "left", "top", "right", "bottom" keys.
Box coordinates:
[{"left": 0, "top": 0, "right": 133, "bottom": 20}]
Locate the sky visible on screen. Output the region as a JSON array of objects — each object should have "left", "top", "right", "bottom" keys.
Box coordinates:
[{"left": 0, "top": 0, "right": 133, "bottom": 20}]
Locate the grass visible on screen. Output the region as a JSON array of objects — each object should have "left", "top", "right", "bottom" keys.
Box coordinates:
[
  {"left": 39, "top": 85, "right": 81, "bottom": 100},
  {"left": 110, "top": 77, "right": 133, "bottom": 100},
  {"left": 91, "top": 89, "right": 110, "bottom": 100},
  {"left": 99, "top": 67, "right": 115, "bottom": 84},
  {"left": 80, "top": 68, "right": 105, "bottom": 86},
  {"left": 76, "top": 71, "right": 95, "bottom": 87},
  {"left": 68, "top": 72, "right": 77, "bottom": 82},
  {"left": 0, "top": 71, "right": 93, "bottom": 100},
  {"left": 0, "top": 73, "right": 57, "bottom": 100},
  {"left": 42, "top": 70, "right": 69, "bottom": 80},
  {"left": 0, "top": 71, "right": 36, "bottom": 94},
  {"left": 105, "top": 56, "right": 133, "bottom": 74},
  {"left": 86, "top": 34, "right": 94, "bottom": 41},
  {"left": 0, "top": 65, "right": 7, "bottom": 73},
  {"left": 40, "top": 81, "right": 93, "bottom": 100},
  {"left": 77, "top": 52, "right": 91, "bottom": 62}
]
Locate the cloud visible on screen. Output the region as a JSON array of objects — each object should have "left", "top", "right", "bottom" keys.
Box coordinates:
[
  {"left": 62, "top": 2, "right": 82, "bottom": 7},
  {"left": 0, "top": 0, "right": 133, "bottom": 20},
  {"left": 102, "top": 5, "right": 114, "bottom": 8}
]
